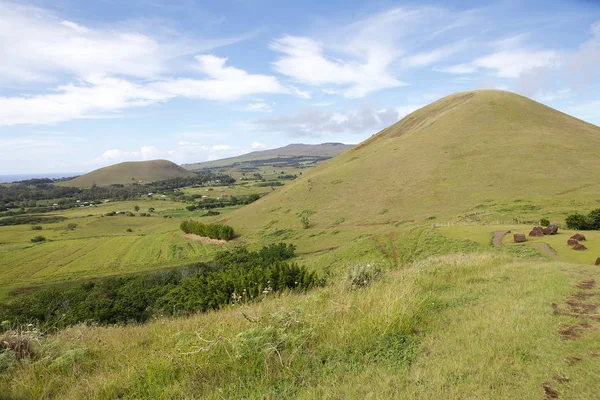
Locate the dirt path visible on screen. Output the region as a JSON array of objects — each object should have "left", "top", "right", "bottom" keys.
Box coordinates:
[
  {"left": 538, "top": 243, "right": 558, "bottom": 259},
  {"left": 492, "top": 230, "right": 511, "bottom": 248},
  {"left": 184, "top": 234, "right": 227, "bottom": 246}
]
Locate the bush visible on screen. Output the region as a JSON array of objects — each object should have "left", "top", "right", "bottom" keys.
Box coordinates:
[
  {"left": 346, "top": 264, "right": 382, "bottom": 290},
  {"left": 126, "top": 228, "right": 133, "bottom": 233},
  {"left": 30, "top": 235, "right": 46, "bottom": 243},
  {"left": 66, "top": 223, "right": 77, "bottom": 230},
  {"left": 180, "top": 220, "right": 235, "bottom": 240},
  {"left": 565, "top": 212, "right": 596, "bottom": 230},
  {"left": 300, "top": 215, "right": 310, "bottom": 229},
  {"left": 31, "top": 225, "right": 43, "bottom": 230},
  {"left": 540, "top": 218, "right": 550, "bottom": 227}
]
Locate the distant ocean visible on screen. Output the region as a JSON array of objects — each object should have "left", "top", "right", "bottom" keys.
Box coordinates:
[{"left": 0, "top": 173, "right": 83, "bottom": 183}]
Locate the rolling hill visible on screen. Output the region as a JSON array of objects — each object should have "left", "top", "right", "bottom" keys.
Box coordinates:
[
  {"left": 184, "top": 143, "right": 353, "bottom": 171},
  {"left": 226, "top": 90, "right": 600, "bottom": 233},
  {"left": 64, "top": 160, "right": 194, "bottom": 187}
]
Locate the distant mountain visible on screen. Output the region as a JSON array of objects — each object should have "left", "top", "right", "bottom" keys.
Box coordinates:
[
  {"left": 184, "top": 143, "right": 353, "bottom": 170},
  {"left": 64, "top": 160, "right": 193, "bottom": 188}
]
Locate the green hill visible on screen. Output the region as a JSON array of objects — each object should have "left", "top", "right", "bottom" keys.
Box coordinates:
[
  {"left": 184, "top": 143, "right": 353, "bottom": 171},
  {"left": 5, "top": 90, "right": 600, "bottom": 398},
  {"left": 226, "top": 90, "right": 600, "bottom": 233},
  {"left": 65, "top": 160, "right": 193, "bottom": 187}
]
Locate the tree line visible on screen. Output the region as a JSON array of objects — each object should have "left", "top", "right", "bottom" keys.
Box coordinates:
[{"left": 0, "top": 171, "right": 235, "bottom": 209}]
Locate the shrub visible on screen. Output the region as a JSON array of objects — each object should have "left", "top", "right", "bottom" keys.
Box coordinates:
[
  {"left": 540, "top": 218, "right": 550, "bottom": 227},
  {"left": 31, "top": 225, "right": 43, "bottom": 231},
  {"left": 346, "top": 264, "right": 382, "bottom": 290},
  {"left": 30, "top": 235, "right": 46, "bottom": 243},
  {"left": 126, "top": 228, "right": 133, "bottom": 233},
  {"left": 565, "top": 213, "right": 594, "bottom": 230},
  {"left": 180, "top": 220, "right": 235, "bottom": 240},
  {"left": 66, "top": 223, "right": 77, "bottom": 230},
  {"left": 589, "top": 208, "right": 600, "bottom": 229},
  {"left": 300, "top": 215, "right": 310, "bottom": 229},
  {"left": 0, "top": 330, "right": 40, "bottom": 361}
]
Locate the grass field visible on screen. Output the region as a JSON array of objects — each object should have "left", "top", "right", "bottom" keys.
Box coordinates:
[
  {"left": 438, "top": 224, "right": 600, "bottom": 264},
  {"left": 0, "top": 200, "right": 227, "bottom": 300},
  {"left": 4, "top": 252, "right": 600, "bottom": 399}
]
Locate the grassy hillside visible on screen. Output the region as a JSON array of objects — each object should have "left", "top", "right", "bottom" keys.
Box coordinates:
[
  {"left": 65, "top": 160, "right": 193, "bottom": 187},
  {"left": 185, "top": 143, "right": 353, "bottom": 171},
  {"left": 225, "top": 90, "right": 600, "bottom": 235},
  {"left": 5, "top": 252, "right": 600, "bottom": 399}
]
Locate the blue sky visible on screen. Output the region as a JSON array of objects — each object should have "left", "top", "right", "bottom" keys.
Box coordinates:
[{"left": 1, "top": 0, "right": 599, "bottom": 174}]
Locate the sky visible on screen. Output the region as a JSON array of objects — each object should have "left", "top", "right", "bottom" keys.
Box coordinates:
[{"left": 1, "top": 0, "right": 599, "bottom": 174}]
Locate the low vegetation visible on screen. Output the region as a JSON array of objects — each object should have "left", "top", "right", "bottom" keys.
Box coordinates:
[
  {"left": 179, "top": 220, "right": 235, "bottom": 240},
  {"left": 565, "top": 209, "right": 600, "bottom": 230},
  {"left": 0, "top": 243, "right": 316, "bottom": 330}
]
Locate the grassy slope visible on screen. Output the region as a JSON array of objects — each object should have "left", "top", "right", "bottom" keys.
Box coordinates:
[
  {"left": 4, "top": 253, "right": 600, "bottom": 399},
  {"left": 185, "top": 143, "right": 353, "bottom": 170},
  {"left": 64, "top": 160, "right": 193, "bottom": 187},
  {"left": 0, "top": 200, "right": 224, "bottom": 300},
  {"left": 224, "top": 90, "right": 600, "bottom": 237}
]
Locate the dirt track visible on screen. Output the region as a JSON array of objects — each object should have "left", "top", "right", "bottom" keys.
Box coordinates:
[{"left": 492, "top": 230, "right": 511, "bottom": 248}]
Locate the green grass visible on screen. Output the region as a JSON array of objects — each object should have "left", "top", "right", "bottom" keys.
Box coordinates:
[
  {"left": 4, "top": 252, "right": 600, "bottom": 399},
  {"left": 0, "top": 200, "right": 228, "bottom": 300},
  {"left": 503, "top": 228, "right": 600, "bottom": 264}
]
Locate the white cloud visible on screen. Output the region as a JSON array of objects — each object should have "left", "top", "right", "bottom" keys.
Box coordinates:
[
  {"left": 252, "top": 102, "right": 422, "bottom": 137},
  {"left": 211, "top": 145, "right": 231, "bottom": 151},
  {"left": 271, "top": 35, "right": 406, "bottom": 98},
  {"left": 270, "top": 7, "right": 472, "bottom": 98},
  {"left": 245, "top": 102, "right": 275, "bottom": 112},
  {"left": 403, "top": 40, "right": 468, "bottom": 68},
  {"left": 0, "top": 56, "right": 294, "bottom": 126},
  {"left": 251, "top": 141, "right": 266, "bottom": 150},
  {"left": 0, "top": 1, "right": 251, "bottom": 84},
  {"left": 568, "top": 21, "right": 600, "bottom": 90},
  {"left": 151, "top": 55, "right": 288, "bottom": 101},
  {"left": 472, "top": 50, "right": 558, "bottom": 78},
  {"left": 0, "top": 2, "right": 295, "bottom": 126},
  {"left": 433, "top": 63, "right": 478, "bottom": 74}
]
